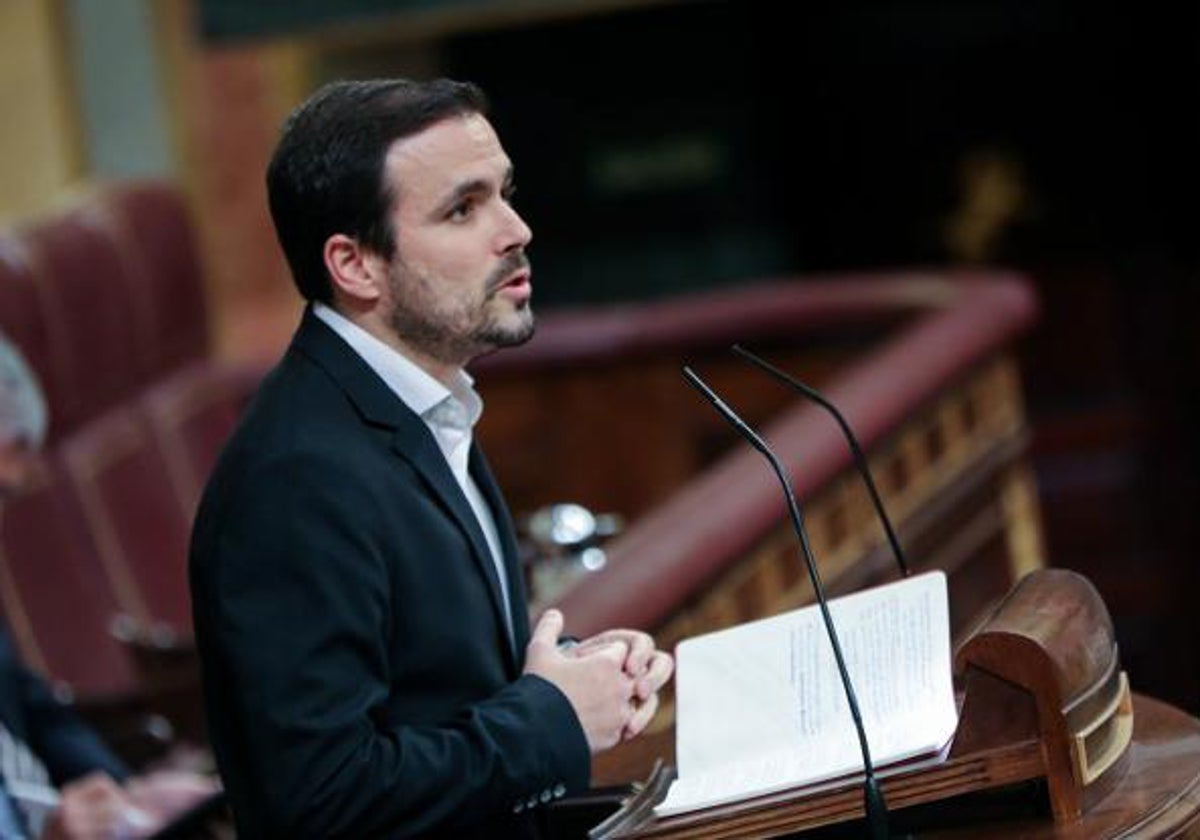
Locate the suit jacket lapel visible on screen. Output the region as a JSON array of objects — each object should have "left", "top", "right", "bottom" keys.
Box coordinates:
[
  {"left": 390, "top": 432, "right": 520, "bottom": 675},
  {"left": 469, "top": 445, "right": 530, "bottom": 658},
  {"left": 292, "top": 311, "right": 519, "bottom": 672}
]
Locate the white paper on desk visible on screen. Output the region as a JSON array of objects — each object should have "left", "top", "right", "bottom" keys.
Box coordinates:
[{"left": 656, "top": 571, "right": 958, "bottom": 817}]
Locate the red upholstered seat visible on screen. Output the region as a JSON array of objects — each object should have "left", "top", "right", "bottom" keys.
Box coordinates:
[
  {"left": 0, "top": 234, "right": 60, "bottom": 433},
  {"left": 0, "top": 181, "right": 261, "bottom": 705},
  {"left": 1, "top": 182, "right": 214, "bottom": 442},
  {"left": 102, "top": 184, "right": 209, "bottom": 380},
  {"left": 139, "top": 362, "right": 259, "bottom": 519},
  {"left": 60, "top": 405, "right": 193, "bottom": 635},
  {"left": 20, "top": 204, "right": 144, "bottom": 438},
  {"left": 0, "top": 455, "right": 137, "bottom": 699}
]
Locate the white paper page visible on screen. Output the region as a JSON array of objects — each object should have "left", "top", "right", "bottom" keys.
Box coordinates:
[{"left": 656, "top": 571, "right": 957, "bottom": 817}]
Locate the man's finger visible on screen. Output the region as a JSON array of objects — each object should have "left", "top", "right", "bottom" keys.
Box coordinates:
[
  {"left": 624, "top": 692, "right": 660, "bottom": 740},
  {"left": 636, "top": 651, "right": 674, "bottom": 700},
  {"left": 569, "top": 633, "right": 615, "bottom": 656},
  {"left": 529, "top": 609, "right": 565, "bottom": 649},
  {"left": 622, "top": 632, "right": 654, "bottom": 676},
  {"left": 573, "top": 630, "right": 654, "bottom": 675},
  {"left": 589, "top": 640, "right": 631, "bottom": 666}
]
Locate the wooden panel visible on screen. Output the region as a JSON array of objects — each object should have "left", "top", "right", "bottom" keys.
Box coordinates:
[
  {"left": 652, "top": 357, "right": 1034, "bottom": 656},
  {"left": 477, "top": 344, "right": 854, "bottom": 522},
  {"left": 528, "top": 273, "right": 1039, "bottom": 631},
  {"left": 601, "top": 357, "right": 1039, "bottom": 752}
]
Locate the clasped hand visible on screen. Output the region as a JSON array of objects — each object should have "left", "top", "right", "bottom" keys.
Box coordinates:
[{"left": 524, "top": 609, "right": 674, "bottom": 753}]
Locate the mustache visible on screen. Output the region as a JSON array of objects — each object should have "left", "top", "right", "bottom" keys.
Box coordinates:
[{"left": 484, "top": 251, "right": 531, "bottom": 295}]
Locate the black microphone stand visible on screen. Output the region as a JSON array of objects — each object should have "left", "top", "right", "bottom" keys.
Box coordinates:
[
  {"left": 731, "top": 344, "right": 910, "bottom": 579},
  {"left": 682, "top": 366, "right": 890, "bottom": 840}
]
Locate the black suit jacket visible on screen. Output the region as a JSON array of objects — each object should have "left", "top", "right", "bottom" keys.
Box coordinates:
[
  {"left": 0, "top": 629, "right": 127, "bottom": 787},
  {"left": 190, "top": 311, "right": 589, "bottom": 838}
]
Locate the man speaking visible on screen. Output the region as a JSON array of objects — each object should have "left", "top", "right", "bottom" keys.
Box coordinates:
[{"left": 189, "top": 78, "right": 672, "bottom": 838}]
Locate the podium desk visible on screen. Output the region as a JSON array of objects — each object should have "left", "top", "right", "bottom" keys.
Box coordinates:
[
  {"left": 589, "top": 568, "right": 1200, "bottom": 838},
  {"left": 591, "top": 694, "right": 1200, "bottom": 838}
]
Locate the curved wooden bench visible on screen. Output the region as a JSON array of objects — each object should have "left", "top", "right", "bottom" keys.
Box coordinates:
[
  {"left": 475, "top": 270, "right": 1040, "bottom": 781},
  {"left": 536, "top": 272, "right": 1040, "bottom": 636}
]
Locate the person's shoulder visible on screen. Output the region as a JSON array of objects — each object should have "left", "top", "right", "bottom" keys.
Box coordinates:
[
  {"left": 196, "top": 350, "right": 382, "bottom": 511},
  {"left": 189, "top": 392, "right": 385, "bottom": 563},
  {"left": 232, "top": 348, "right": 360, "bottom": 445}
]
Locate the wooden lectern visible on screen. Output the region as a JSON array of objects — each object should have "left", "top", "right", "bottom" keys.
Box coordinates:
[
  {"left": 482, "top": 273, "right": 1199, "bottom": 836},
  {"left": 585, "top": 569, "right": 1200, "bottom": 838}
]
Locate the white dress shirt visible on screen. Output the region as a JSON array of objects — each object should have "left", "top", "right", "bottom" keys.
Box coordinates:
[{"left": 313, "top": 303, "right": 515, "bottom": 647}]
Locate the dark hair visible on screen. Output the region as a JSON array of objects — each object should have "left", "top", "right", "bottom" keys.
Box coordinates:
[{"left": 266, "top": 78, "right": 489, "bottom": 302}]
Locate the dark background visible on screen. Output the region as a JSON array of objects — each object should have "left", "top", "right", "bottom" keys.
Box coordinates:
[{"left": 208, "top": 0, "right": 1200, "bottom": 712}]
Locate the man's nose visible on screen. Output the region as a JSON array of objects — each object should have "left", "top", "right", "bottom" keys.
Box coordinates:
[{"left": 495, "top": 201, "right": 532, "bottom": 252}]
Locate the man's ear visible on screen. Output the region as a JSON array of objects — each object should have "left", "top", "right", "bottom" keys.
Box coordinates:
[{"left": 323, "top": 234, "right": 386, "bottom": 305}]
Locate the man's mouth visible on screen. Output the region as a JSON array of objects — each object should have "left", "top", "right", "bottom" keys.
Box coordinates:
[
  {"left": 501, "top": 269, "right": 530, "bottom": 288},
  {"left": 494, "top": 268, "right": 532, "bottom": 300}
]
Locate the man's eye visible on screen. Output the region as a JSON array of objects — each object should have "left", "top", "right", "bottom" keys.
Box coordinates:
[{"left": 448, "top": 199, "right": 475, "bottom": 221}]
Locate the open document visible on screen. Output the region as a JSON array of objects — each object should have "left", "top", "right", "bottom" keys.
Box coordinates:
[{"left": 656, "top": 571, "right": 957, "bottom": 817}]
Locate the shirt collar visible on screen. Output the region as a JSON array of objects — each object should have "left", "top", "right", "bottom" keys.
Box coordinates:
[{"left": 313, "top": 303, "right": 481, "bottom": 427}]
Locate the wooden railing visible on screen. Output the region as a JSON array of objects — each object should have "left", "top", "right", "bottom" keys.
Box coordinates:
[{"left": 474, "top": 270, "right": 1040, "bottom": 775}]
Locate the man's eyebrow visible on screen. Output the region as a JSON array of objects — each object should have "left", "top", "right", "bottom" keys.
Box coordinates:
[
  {"left": 438, "top": 178, "right": 489, "bottom": 212},
  {"left": 433, "top": 167, "right": 516, "bottom": 216}
]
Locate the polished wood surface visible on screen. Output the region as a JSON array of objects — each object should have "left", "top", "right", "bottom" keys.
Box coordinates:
[
  {"left": 931, "top": 695, "right": 1200, "bottom": 839},
  {"left": 592, "top": 694, "right": 1200, "bottom": 839},
  {"left": 592, "top": 572, "right": 1197, "bottom": 838},
  {"left": 953, "top": 568, "right": 1133, "bottom": 821}
]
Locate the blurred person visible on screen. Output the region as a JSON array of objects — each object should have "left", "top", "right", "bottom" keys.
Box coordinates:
[
  {"left": 190, "top": 78, "right": 673, "bottom": 838},
  {"left": 0, "top": 333, "right": 220, "bottom": 839}
]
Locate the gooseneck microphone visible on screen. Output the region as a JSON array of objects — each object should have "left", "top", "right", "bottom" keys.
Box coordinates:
[
  {"left": 731, "top": 343, "right": 911, "bottom": 579},
  {"left": 682, "top": 366, "right": 890, "bottom": 840}
]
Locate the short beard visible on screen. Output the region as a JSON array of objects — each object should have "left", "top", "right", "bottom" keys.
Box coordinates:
[
  {"left": 475, "top": 300, "right": 535, "bottom": 349},
  {"left": 386, "top": 251, "right": 535, "bottom": 367}
]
